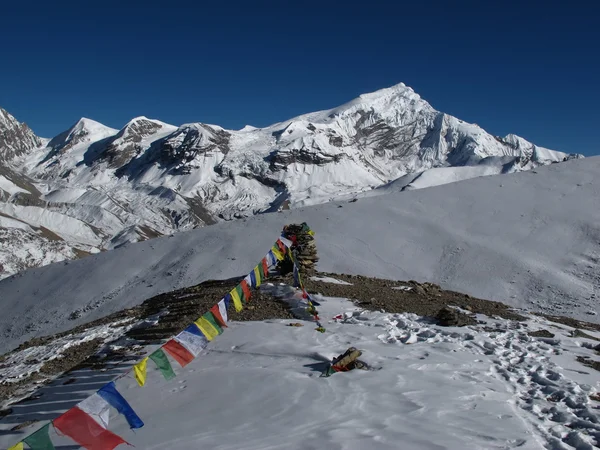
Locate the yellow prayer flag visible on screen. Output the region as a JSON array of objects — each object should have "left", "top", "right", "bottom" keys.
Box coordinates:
[
  {"left": 8, "top": 443, "right": 24, "bottom": 450},
  {"left": 271, "top": 246, "right": 284, "bottom": 261},
  {"left": 308, "top": 230, "right": 315, "bottom": 236},
  {"left": 230, "top": 289, "right": 243, "bottom": 312},
  {"left": 195, "top": 316, "right": 220, "bottom": 341},
  {"left": 253, "top": 266, "right": 262, "bottom": 287},
  {"left": 134, "top": 357, "right": 148, "bottom": 387}
]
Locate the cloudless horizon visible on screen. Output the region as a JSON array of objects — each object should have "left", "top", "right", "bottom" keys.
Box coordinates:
[{"left": 1, "top": 0, "right": 598, "bottom": 156}]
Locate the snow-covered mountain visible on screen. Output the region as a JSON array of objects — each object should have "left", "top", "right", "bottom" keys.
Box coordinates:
[{"left": 0, "top": 84, "right": 583, "bottom": 279}]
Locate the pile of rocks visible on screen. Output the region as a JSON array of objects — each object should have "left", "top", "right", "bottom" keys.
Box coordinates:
[{"left": 281, "top": 223, "right": 318, "bottom": 277}]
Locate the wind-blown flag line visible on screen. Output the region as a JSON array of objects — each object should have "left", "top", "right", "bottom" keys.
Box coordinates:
[
  {"left": 53, "top": 407, "right": 127, "bottom": 450},
  {"left": 7, "top": 235, "right": 301, "bottom": 450},
  {"left": 98, "top": 381, "right": 144, "bottom": 430}
]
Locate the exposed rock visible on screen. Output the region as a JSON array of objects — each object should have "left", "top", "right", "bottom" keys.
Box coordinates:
[
  {"left": 435, "top": 306, "right": 475, "bottom": 327},
  {"left": 528, "top": 329, "right": 555, "bottom": 338},
  {"left": 0, "top": 108, "right": 42, "bottom": 162}
]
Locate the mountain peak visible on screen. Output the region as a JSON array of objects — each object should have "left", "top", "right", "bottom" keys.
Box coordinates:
[
  {"left": 0, "top": 107, "right": 42, "bottom": 161},
  {"left": 0, "top": 108, "right": 20, "bottom": 133},
  {"left": 46, "top": 118, "right": 118, "bottom": 154}
]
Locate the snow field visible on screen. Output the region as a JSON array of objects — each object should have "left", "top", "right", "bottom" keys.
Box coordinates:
[{"left": 2, "top": 283, "right": 598, "bottom": 449}]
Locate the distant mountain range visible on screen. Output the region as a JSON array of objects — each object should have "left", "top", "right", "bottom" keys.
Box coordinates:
[{"left": 0, "top": 83, "right": 582, "bottom": 279}]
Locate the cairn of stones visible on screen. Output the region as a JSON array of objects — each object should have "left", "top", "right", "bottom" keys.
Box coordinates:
[{"left": 279, "top": 222, "right": 318, "bottom": 277}]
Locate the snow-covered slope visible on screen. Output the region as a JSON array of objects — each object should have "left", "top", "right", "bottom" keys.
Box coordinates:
[
  {"left": 0, "top": 83, "right": 584, "bottom": 279},
  {"left": 2, "top": 289, "right": 600, "bottom": 450},
  {"left": 0, "top": 157, "right": 598, "bottom": 355}
]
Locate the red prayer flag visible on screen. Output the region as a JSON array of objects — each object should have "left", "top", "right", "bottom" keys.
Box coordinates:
[
  {"left": 261, "top": 257, "right": 269, "bottom": 278},
  {"left": 209, "top": 304, "right": 227, "bottom": 328},
  {"left": 163, "top": 339, "right": 194, "bottom": 367},
  {"left": 277, "top": 239, "right": 286, "bottom": 253},
  {"left": 240, "top": 279, "right": 251, "bottom": 301},
  {"left": 53, "top": 407, "right": 127, "bottom": 450}
]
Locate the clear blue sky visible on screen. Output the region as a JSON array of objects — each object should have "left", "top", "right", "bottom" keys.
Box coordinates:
[{"left": 1, "top": 0, "right": 598, "bottom": 155}]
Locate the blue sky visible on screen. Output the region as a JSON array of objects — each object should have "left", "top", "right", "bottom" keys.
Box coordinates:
[{"left": 1, "top": 0, "right": 598, "bottom": 155}]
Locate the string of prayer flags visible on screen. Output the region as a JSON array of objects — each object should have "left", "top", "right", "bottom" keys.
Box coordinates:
[
  {"left": 195, "top": 313, "right": 223, "bottom": 341},
  {"left": 22, "top": 423, "right": 55, "bottom": 450},
  {"left": 210, "top": 299, "right": 228, "bottom": 328},
  {"left": 133, "top": 357, "right": 148, "bottom": 387},
  {"left": 98, "top": 382, "right": 144, "bottom": 430},
  {"left": 53, "top": 407, "right": 127, "bottom": 450},
  {"left": 6, "top": 233, "right": 305, "bottom": 450},
  {"left": 149, "top": 348, "right": 176, "bottom": 380},
  {"left": 78, "top": 393, "right": 111, "bottom": 429},
  {"left": 163, "top": 338, "right": 195, "bottom": 367}
]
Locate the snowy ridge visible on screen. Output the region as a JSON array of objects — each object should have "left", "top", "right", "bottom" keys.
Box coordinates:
[
  {"left": 0, "top": 83, "right": 584, "bottom": 279},
  {"left": 0, "top": 156, "right": 598, "bottom": 356}
]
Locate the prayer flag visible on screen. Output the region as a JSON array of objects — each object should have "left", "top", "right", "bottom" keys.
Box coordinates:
[
  {"left": 163, "top": 339, "right": 195, "bottom": 367},
  {"left": 253, "top": 266, "right": 262, "bottom": 287},
  {"left": 195, "top": 313, "right": 222, "bottom": 341},
  {"left": 149, "top": 348, "right": 176, "bottom": 380},
  {"left": 240, "top": 279, "right": 251, "bottom": 301},
  {"left": 78, "top": 393, "right": 111, "bottom": 429},
  {"left": 175, "top": 326, "right": 208, "bottom": 356},
  {"left": 98, "top": 382, "right": 144, "bottom": 430},
  {"left": 210, "top": 300, "right": 228, "bottom": 327},
  {"left": 223, "top": 293, "right": 232, "bottom": 310},
  {"left": 53, "top": 407, "right": 127, "bottom": 450},
  {"left": 276, "top": 239, "right": 287, "bottom": 253},
  {"left": 261, "top": 257, "right": 269, "bottom": 278},
  {"left": 23, "top": 423, "right": 55, "bottom": 450},
  {"left": 230, "top": 288, "right": 243, "bottom": 312},
  {"left": 7, "top": 443, "right": 24, "bottom": 450},
  {"left": 133, "top": 357, "right": 148, "bottom": 387},
  {"left": 271, "top": 246, "right": 284, "bottom": 261}
]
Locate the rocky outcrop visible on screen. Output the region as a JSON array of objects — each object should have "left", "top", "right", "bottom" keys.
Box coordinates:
[
  {"left": 99, "top": 118, "right": 165, "bottom": 169},
  {"left": 0, "top": 108, "right": 42, "bottom": 162}
]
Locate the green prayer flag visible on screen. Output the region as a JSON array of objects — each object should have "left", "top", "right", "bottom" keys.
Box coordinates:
[
  {"left": 235, "top": 284, "right": 246, "bottom": 303},
  {"left": 23, "top": 423, "right": 55, "bottom": 450},
  {"left": 203, "top": 312, "right": 223, "bottom": 335},
  {"left": 149, "top": 348, "right": 176, "bottom": 380}
]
